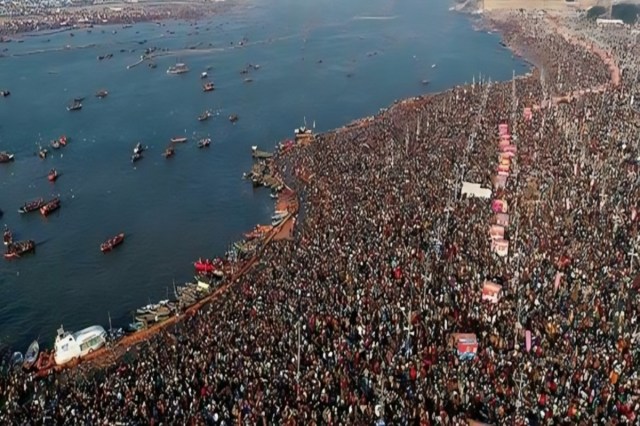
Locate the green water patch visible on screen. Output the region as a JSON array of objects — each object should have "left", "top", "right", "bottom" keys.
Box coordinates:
[{"left": 612, "top": 4, "right": 640, "bottom": 24}]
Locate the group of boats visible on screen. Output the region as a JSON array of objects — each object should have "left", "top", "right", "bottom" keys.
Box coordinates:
[
  {"left": 65, "top": 90, "right": 107, "bottom": 111},
  {"left": 128, "top": 275, "right": 221, "bottom": 333},
  {"left": 12, "top": 324, "right": 109, "bottom": 372},
  {"left": 2, "top": 196, "right": 58, "bottom": 260},
  {"left": 9, "top": 269, "right": 228, "bottom": 371},
  {"left": 131, "top": 137, "right": 210, "bottom": 163},
  {"left": 14, "top": 196, "right": 61, "bottom": 217},
  {"left": 37, "top": 135, "right": 69, "bottom": 159}
]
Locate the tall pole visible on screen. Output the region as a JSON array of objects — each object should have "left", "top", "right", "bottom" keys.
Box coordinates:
[{"left": 296, "top": 321, "right": 301, "bottom": 396}]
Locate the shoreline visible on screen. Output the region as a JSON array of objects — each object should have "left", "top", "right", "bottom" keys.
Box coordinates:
[
  {"left": 2, "top": 4, "right": 636, "bottom": 423},
  {"left": 18, "top": 7, "right": 620, "bottom": 367},
  {"left": 0, "top": 2, "right": 618, "bottom": 369}
]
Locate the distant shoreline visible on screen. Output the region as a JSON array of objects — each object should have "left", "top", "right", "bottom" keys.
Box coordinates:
[{"left": 0, "top": 1, "right": 237, "bottom": 38}]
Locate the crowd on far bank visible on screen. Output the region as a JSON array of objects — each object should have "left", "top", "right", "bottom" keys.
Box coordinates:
[
  {"left": 0, "top": 3, "right": 221, "bottom": 37},
  {"left": 1, "top": 9, "right": 640, "bottom": 426}
]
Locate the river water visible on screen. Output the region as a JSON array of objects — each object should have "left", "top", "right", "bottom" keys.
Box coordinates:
[{"left": 0, "top": 0, "right": 527, "bottom": 351}]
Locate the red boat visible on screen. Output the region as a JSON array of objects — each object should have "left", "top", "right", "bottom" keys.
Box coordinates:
[
  {"left": 48, "top": 169, "right": 58, "bottom": 182},
  {"left": 194, "top": 257, "right": 224, "bottom": 273},
  {"left": 100, "top": 233, "right": 125, "bottom": 253},
  {"left": 58, "top": 135, "right": 68, "bottom": 146},
  {"left": 202, "top": 82, "right": 215, "bottom": 92},
  {"left": 40, "top": 198, "right": 60, "bottom": 216}
]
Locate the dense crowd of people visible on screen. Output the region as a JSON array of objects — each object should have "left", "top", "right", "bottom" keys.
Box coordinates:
[
  {"left": 1, "top": 10, "right": 640, "bottom": 425},
  {"left": 0, "top": 3, "right": 224, "bottom": 37}
]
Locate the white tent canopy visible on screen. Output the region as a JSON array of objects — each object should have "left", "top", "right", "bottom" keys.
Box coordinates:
[{"left": 461, "top": 181, "right": 492, "bottom": 199}]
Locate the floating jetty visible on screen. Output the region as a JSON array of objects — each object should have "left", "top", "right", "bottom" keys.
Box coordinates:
[{"left": 244, "top": 161, "right": 282, "bottom": 189}]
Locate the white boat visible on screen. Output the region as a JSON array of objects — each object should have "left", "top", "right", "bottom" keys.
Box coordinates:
[
  {"left": 54, "top": 325, "right": 107, "bottom": 366},
  {"left": 201, "top": 71, "right": 208, "bottom": 79},
  {"left": 167, "top": 63, "right": 189, "bottom": 75}
]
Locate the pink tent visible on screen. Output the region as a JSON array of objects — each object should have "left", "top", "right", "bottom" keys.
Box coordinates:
[
  {"left": 492, "top": 239, "right": 509, "bottom": 257},
  {"left": 491, "top": 199, "right": 508, "bottom": 213},
  {"left": 495, "top": 213, "right": 509, "bottom": 227},
  {"left": 489, "top": 225, "right": 505, "bottom": 240},
  {"left": 482, "top": 281, "right": 502, "bottom": 303}
]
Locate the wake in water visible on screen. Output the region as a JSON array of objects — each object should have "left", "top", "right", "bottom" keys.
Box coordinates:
[{"left": 352, "top": 15, "right": 399, "bottom": 21}]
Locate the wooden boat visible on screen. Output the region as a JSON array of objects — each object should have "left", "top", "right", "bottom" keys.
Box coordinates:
[
  {"left": 40, "top": 197, "right": 60, "bottom": 216},
  {"left": 48, "top": 169, "right": 58, "bottom": 182},
  {"left": 133, "top": 142, "right": 145, "bottom": 155},
  {"left": 194, "top": 257, "right": 223, "bottom": 273},
  {"left": 0, "top": 151, "right": 15, "bottom": 163},
  {"left": 100, "top": 233, "right": 125, "bottom": 253},
  {"left": 197, "top": 111, "right": 212, "bottom": 121},
  {"left": 244, "top": 229, "right": 264, "bottom": 240},
  {"left": 4, "top": 239, "right": 35, "bottom": 260},
  {"left": 10, "top": 352, "right": 23, "bottom": 369},
  {"left": 197, "top": 138, "right": 211, "bottom": 148},
  {"left": 202, "top": 81, "right": 215, "bottom": 92},
  {"left": 163, "top": 146, "right": 175, "bottom": 158},
  {"left": 126, "top": 321, "right": 146, "bottom": 333},
  {"left": 67, "top": 101, "right": 82, "bottom": 111},
  {"left": 170, "top": 136, "right": 187, "bottom": 144},
  {"left": 95, "top": 89, "right": 108, "bottom": 98},
  {"left": 22, "top": 340, "right": 39, "bottom": 370},
  {"left": 19, "top": 198, "right": 44, "bottom": 214},
  {"left": 38, "top": 147, "right": 48, "bottom": 159},
  {"left": 3, "top": 226, "right": 12, "bottom": 246}
]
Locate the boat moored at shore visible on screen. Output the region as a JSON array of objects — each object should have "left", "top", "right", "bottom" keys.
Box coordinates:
[
  {"left": 54, "top": 325, "right": 107, "bottom": 366},
  {"left": 22, "top": 340, "right": 39, "bottom": 370}
]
